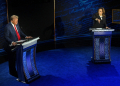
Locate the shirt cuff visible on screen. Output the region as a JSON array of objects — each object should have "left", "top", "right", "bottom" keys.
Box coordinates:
[{"left": 9, "top": 41, "right": 14, "bottom": 47}]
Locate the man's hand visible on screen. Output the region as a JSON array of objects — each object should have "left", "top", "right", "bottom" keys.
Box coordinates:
[
  {"left": 25, "top": 36, "right": 33, "bottom": 39},
  {"left": 12, "top": 42, "right": 17, "bottom": 46}
]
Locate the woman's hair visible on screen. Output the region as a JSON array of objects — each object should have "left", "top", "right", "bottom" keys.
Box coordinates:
[{"left": 97, "top": 7, "right": 106, "bottom": 16}]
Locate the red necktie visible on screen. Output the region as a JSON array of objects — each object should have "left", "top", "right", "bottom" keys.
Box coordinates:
[{"left": 14, "top": 25, "right": 21, "bottom": 41}]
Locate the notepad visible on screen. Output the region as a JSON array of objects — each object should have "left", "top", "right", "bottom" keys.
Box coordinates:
[
  {"left": 16, "top": 40, "right": 26, "bottom": 42},
  {"left": 96, "top": 28, "right": 102, "bottom": 29}
]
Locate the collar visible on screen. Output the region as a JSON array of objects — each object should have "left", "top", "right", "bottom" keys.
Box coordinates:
[
  {"left": 11, "top": 22, "right": 17, "bottom": 27},
  {"left": 11, "top": 22, "right": 14, "bottom": 26},
  {"left": 99, "top": 15, "right": 103, "bottom": 17}
]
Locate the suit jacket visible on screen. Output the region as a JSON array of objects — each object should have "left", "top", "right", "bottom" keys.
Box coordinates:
[
  {"left": 3, "top": 22, "right": 26, "bottom": 51},
  {"left": 92, "top": 13, "right": 107, "bottom": 28}
]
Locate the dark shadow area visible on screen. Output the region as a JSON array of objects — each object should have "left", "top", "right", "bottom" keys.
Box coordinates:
[
  {"left": 7, "top": 0, "right": 54, "bottom": 41},
  {"left": 55, "top": 17, "right": 64, "bottom": 37},
  {"left": 78, "top": 11, "right": 92, "bottom": 34},
  {"left": 56, "top": 37, "right": 92, "bottom": 49},
  {"left": 41, "top": 23, "right": 54, "bottom": 41},
  {"left": 87, "top": 61, "right": 119, "bottom": 77},
  {"left": 36, "top": 41, "right": 55, "bottom": 53},
  {"left": 29, "top": 75, "right": 69, "bottom": 86}
]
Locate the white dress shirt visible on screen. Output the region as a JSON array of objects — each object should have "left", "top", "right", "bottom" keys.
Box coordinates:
[
  {"left": 11, "top": 22, "right": 18, "bottom": 31},
  {"left": 100, "top": 16, "right": 103, "bottom": 20}
]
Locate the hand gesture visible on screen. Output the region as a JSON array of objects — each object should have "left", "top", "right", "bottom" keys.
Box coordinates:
[
  {"left": 95, "top": 18, "right": 101, "bottom": 23},
  {"left": 106, "top": 27, "right": 110, "bottom": 29}
]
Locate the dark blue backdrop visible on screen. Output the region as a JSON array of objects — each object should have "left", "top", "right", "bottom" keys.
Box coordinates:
[
  {"left": 55, "top": 0, "right": 120, "bottom": 38},
  {"left": 0, "top": 0, "right": 7, "bottom": 49}
]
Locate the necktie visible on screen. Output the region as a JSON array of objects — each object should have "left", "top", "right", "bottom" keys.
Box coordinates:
[{"left": 14, "top": 25, "right": 21, "bottom": 41}]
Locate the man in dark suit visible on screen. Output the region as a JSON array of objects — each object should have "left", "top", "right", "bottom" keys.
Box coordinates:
[{"left": 4, "top": 15, "right": 32, "bottom": 78}]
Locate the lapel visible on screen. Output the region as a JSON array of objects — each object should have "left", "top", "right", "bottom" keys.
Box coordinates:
[
  {"left": 10, "top": 23, "right": 21, "bottom": 39},
  {"left": 10, "top": 23, "right": 18, "bottom": 37},
  {"left": 98, "top": 15, "right": 102, "bottom": 20}
]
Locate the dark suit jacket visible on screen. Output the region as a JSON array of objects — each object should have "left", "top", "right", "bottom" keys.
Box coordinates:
[
  {"left": 92, "top": 13, "right": 107, "bottom": 28},
  {"left": 3, "top": 22, "right": 26, "bottom": 52}
]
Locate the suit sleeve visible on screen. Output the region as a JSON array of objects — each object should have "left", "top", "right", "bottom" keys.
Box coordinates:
[
  {"left": 17, "top": 24, "right": 26, "bottom": 38},
  {"left": 104, "top": 16, "right": 107, "bottom": 27},
  {"left": 92, "top": 13, "right": 97, "bottom": 20},
  {"left": 4, "top": 26, "right": 12, "bottom": 44}
]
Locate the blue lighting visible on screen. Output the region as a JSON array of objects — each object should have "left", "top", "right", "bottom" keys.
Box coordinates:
[
  {"left": 55, "top": 0, "right": 120, "bottom": 38},
  {"left": 23, "top": 51, "right": 31, "bottom": 79},
  {"left": 31, "top": 48, "right": 38, "bottom": 75}
]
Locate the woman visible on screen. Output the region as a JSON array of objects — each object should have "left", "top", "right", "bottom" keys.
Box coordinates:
[{"left": 92, "top": 7, "right": 109, "bottom": 29}]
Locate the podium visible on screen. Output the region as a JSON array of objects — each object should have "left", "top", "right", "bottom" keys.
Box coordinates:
[
  {"left": 89, "top": 28, "right": 114, "bottom": 63},
  {"left": 14, "top": 37, "right": 40, "bottom": 83}
]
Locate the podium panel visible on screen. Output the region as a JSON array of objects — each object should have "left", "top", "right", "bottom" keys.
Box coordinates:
[
  {"left": 89, "top": 28, "right": 114, "bottom": 63},
  {"left": 15, "top": 37, "right": 40, "bottom": 83},
  {"left": 94, "top": 36, "right": 110, "bottom": 60}
]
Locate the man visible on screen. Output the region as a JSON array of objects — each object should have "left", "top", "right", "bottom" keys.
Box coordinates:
[{"left": 4, "top": 15, "right": 32, "bottom": 78}]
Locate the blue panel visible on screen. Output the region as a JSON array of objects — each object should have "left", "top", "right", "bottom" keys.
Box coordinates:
[
  {"left": 94, "top": 38, "right": 100, "bottom": 60},
  {"left": 94, "top": 31, "right": 112, "bottom": 36},
  {"left": 31, "top": 48, "right": 38, "bottom": 75},
  {"left": 23, "top": 51, "right": 31, "bottom": 79},
  {"left": 99, "top": 38, "right": 105, "bottom": 59},
  {"left": 26, "top": 50, "right": 34, "bottom": 76},
  {"left": 105, "top": 38, "right": 110, "bottom": 59},
  {"left": 23, "top": 44, "right": 37, "bottom": 51}
]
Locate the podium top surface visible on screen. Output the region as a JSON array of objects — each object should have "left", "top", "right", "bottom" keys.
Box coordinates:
[
  {"left": 16, "top": 37, "right": 40, "bottom": 49},
  {"left": 89, "top": 28, "right": 115, "bottom": 32}
]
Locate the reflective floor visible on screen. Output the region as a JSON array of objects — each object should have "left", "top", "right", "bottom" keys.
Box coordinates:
[{"left": 0, "top": 35, "right": 120, "bottom": 86}]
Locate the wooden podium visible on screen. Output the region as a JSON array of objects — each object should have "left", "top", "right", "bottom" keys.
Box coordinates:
[
  {"left": 14, "top": 37, "right": 40, "bottom": 83},
  {"left": 89, "top": 28, "right": 114, "bottom": 63}
]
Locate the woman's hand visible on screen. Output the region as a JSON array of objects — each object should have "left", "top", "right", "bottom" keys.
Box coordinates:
[
  {"left": 106, "top": 27, "right": 109, "bottom": 29},
  {"left": 95, "top": 18, "right": 100, "bottom": 23}
]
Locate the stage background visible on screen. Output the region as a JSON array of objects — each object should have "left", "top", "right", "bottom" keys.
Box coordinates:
[
  {"left": 0, "top": 0, "right": 7, "bottom": 49},
  {"left": 55, "top": 0, "right": 120, "bottom": 38},
  {"left": 7, "top": 0, "right": 54, "bottom": 41},
  {"left": 1, "top": 0, "right": 120, "bottom": 48}
]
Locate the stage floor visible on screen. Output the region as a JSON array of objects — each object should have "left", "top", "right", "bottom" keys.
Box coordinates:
[{"left": 0, "top": 46, "right": 120, "bottom": 86}]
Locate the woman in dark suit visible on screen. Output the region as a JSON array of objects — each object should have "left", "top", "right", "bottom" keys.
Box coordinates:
[{"left": 92, "top": 7, "right": 109, "bottom": 29}]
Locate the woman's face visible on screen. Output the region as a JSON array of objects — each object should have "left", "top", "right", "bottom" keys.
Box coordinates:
[{"left": 98, "top": 9, "right": 103, "bottom": 15}]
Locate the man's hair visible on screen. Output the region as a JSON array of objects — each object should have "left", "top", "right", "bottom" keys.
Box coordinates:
[{"left": 10, "top": 15, "right": 19, "bottom": 21}]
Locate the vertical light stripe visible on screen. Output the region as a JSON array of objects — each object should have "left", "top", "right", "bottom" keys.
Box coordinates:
[{"left": 23, "top": 51, "right": 31, "bottom": 79}]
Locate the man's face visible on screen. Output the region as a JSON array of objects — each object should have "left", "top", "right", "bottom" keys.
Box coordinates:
[{"left": 11, "top": 18, "right": 18, "bottom": 25}]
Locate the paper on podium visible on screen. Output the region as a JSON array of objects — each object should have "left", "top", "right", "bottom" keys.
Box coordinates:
[
  {"left": 16, "top": 40, "right": 26, "bottom": 43},
  {"left": 96, "top": 28, "right": 102, "bottom": 29},
  {"left": 22, "top": 37, "right": 40, "bottom": 49}
]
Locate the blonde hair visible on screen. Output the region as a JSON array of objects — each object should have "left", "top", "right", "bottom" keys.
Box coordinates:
[
  {"left": 10, "top": 15, "right": 19, "bottom": 20},
  {"left": 97, "top": 7, "right": 106, "bottom": 16}
]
